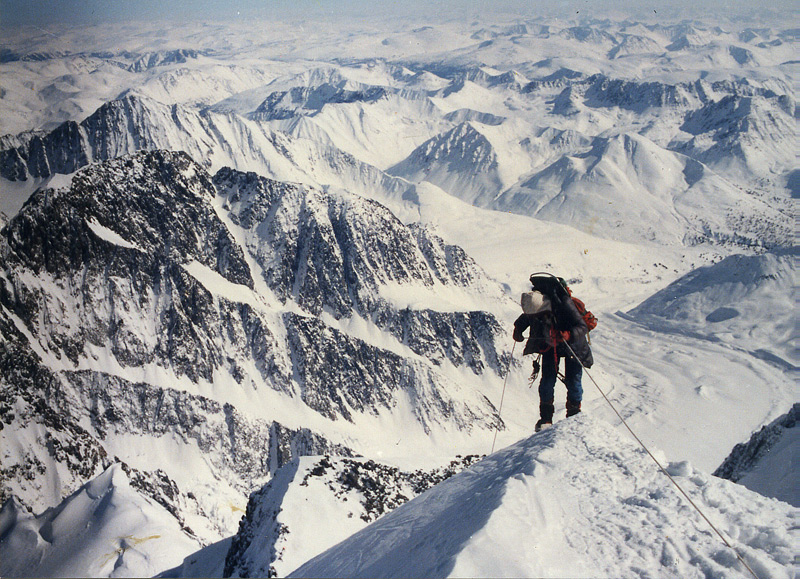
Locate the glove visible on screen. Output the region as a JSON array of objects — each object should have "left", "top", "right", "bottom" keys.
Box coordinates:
[
  {"left": 513, "top": 330, "right": 525, "bottom": 342},
  {"left": 560, "top": 330, "right": 571, "bottom": 342}
]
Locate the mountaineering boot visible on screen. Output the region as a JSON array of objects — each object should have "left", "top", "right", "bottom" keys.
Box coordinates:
[
  {"left": 535, "top": 401, "right": 554, "bottom": 432},
  {"left": 566, "top": 399, "right": 582, "bottom": 417}
]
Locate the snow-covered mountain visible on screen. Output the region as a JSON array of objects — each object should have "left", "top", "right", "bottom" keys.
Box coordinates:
[
  {"left": 0, "top": 150, "right": 512, "bottom": 555},
  {"left": 2, "top": 20, "right": 795, "bottom": 244},
  {"left": 388, "top": 122, "right": 504, "bottom": 207},
  {"left": 249, "top": 82, "right": 389, "bottom": 122},
  {"left": 0, "top": 465, "right": 201, "bottom": 578},
  {"left": 497, "top": 132, "right": 790, "bottom": 246},
  {"left": 0, "top": 93, "right": 413, "bottom": 211},
  {"left": 1, "top": 11, "right": 797, "bottom": 579},
  {"left": 674, "top": 92, "right": 796, "bottom": 180},
  {"left": 221, "top": 454, "right": 483, "bottom": 577}
]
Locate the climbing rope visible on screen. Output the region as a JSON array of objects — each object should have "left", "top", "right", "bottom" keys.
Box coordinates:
[
  {"left": 562, "top": 341, "right": 761, "bottom": 579},
  {"left": 490, "top": 341, "right": 516, "bottom": 454},
  {"left": 505, "top": 270, "right": 758, "bottom": 577}
]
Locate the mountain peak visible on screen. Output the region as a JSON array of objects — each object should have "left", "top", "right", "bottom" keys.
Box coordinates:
[
  {"left": 388, "top": 122, "right": 501, "bottom": 206},
  {"left": 0, "top": 464, "right": 200, "bottom": 578},
  {"left": 4, "top": 149, "right": 251, "bottom": 285}
]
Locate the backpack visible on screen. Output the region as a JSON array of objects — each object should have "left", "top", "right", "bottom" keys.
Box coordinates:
[
  {"left": 526, "top": 273, "right": 595, "bottom": 368},
  {"left": 519, "top": 291, "right": 555, "bottom": 356},
  {"left": 572, "top": 296, "right": 598, "bottom": 331},
  {"left": 529, "top": 273, "right": 597, "bottom": 332}
]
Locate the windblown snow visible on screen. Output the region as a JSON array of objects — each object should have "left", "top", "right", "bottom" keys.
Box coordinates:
[{"left": 0, "top": 465, "right": 200, "bottom": 578}]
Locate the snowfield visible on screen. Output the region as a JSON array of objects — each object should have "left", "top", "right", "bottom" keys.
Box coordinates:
[{"left": 0, "top": 6, "right": 797, "bottom": 579}]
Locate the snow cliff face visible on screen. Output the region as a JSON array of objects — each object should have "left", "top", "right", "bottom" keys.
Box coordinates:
[
  {"left": 211, "top": 167, "right": 509, "bottom": 421},
  {"left": 1, "top": 150, "right": 255, "bottom": 381},
  {"left": 214, "top": 167, "right": 508, "bottom": 379},
  {"left": 0, "top": 150, "right": 510, "bottom": 544}
]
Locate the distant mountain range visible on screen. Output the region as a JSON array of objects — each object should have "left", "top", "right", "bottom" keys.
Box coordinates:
[
  {"left": 2, "top": 45, "right": 793, "bottom": 246},
  {"left": 0, "top": 13, "right": 796, "bottom": 578}
]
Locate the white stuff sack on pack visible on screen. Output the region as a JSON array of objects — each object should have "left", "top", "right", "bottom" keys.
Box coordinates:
[{"left": 521, "top": 291, "right": 551, "bottom": 315}]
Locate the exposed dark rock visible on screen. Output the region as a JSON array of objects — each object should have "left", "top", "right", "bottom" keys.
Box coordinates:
[
  {"left": 714, "top": 403, "right": 799, "bottom": 482},
  {"left": 1, "top": 150, "right": 507, "bottom": 547},
  {"left": 223, "top": 454, "right": 483, "bottom": 578}
]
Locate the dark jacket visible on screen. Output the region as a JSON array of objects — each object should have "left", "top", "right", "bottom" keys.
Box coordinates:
[{"left": 513, "top": 293, "right": 593, "bottom": 368}]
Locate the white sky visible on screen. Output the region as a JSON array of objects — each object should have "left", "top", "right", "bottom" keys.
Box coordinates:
[{"left": 1, "top": 0, "right": 797, "bottom": 27}]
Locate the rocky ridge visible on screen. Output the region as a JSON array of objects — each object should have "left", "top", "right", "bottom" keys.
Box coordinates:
[{"left": 222, "top": 454, "right": 484, "bottom": 578}]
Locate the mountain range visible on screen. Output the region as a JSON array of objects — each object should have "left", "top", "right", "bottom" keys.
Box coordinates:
[{"left": 0, "top": 11, "right": 796, "bottom": 579}]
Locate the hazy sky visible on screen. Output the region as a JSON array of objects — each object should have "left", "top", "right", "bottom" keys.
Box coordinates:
[{"left": 0, "top": 0, "right": 794, "bottom": 27}]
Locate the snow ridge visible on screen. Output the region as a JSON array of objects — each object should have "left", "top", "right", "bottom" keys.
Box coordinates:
[
  {"left": 290, "top": 415, "right": 795, "bottom": 579},
  {"left": 223, "top": 454, "right": 483, "bottom": 577},
  {"left": 388, "top": 122, "right": 502, "bottom": 207},
  {"left": 0, "top": 464, "right": 200, "bottom": 578}
]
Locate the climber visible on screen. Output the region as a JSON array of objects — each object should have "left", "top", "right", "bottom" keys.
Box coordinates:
[{"left": 513, "top": 274, "right": 596, "bottom": 432}]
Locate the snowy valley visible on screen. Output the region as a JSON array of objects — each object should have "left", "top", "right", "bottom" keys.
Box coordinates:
[{"left": 0, "top": 8, "right": 797, "bottom": 579}]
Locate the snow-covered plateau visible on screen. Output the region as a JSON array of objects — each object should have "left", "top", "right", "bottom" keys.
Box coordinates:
[{"left": 0, "top": 8, "right": 797, "bottom": 579}]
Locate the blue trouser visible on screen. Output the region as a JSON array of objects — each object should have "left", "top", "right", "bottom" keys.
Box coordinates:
[{"left": 538, "top": 350, "right": 583, "bottom": 404}]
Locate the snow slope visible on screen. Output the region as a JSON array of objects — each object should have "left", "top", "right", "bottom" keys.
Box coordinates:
[
  {"left": 0, "top": 465, "right": 200, "bottom": 578},
  {"left": 627, "top": 251, "right": 797, "bottom": 366},
  {"left": 223, "top": 454, "right": 482, "bottom": 577},
  {"left": 290, "top": 415, "right": 795, "bottom": 579},
  {"left": 407, "top": 183, "right": 796, "bottom": 473},
  {"left": 495, "top": 133, "right": 789, "bottom": 247}
]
